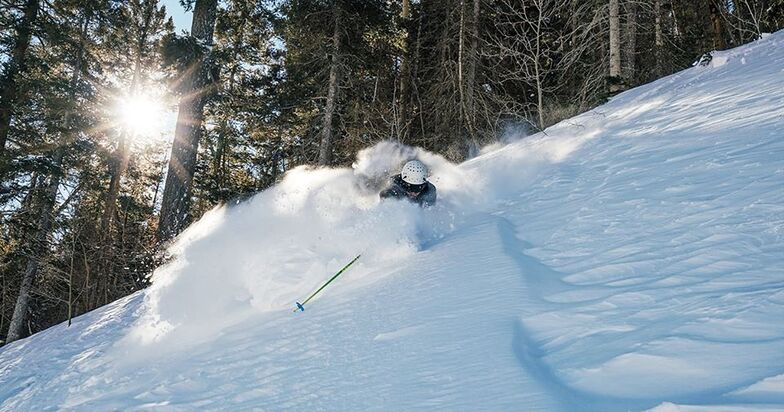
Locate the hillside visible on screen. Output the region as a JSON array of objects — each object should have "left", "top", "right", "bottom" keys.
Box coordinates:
[{"left": 1, "top": 31, "right": 783, "bottom": 411}]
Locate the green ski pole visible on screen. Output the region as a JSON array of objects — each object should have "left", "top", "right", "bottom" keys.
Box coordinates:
[{"left": 294, "top": 254, "right": 361, "bottom": 312}]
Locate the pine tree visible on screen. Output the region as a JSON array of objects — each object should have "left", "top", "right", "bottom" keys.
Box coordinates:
[
  {"left": 157, "top": 0, "right": 219, "bottom": 242},
  {"left": 0, "top": 0, "right": 40, "bottom": 161},
  {"left": 192, "top": 0, "right": 282, "bottom": 211},
  {"left": 318, "top": 0, "right": 343, "bottom": 166},
  {"left": 275, "top": 0, "right": 395, "bottom": 165},
  {"left": 5, "top": 0, "right": 109, "bottom": 344}
]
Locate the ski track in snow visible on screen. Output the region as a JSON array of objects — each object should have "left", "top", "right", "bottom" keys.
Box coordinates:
[{"left": 1, "top": 31, "right": 784, "bottom": 411}]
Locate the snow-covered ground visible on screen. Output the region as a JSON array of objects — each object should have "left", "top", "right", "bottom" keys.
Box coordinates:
[{"left": 1, "top": 32, "right": 783, "bottom": 411}]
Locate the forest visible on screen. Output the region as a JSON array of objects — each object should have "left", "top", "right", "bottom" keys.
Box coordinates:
[{"left": 0, "top": 0, "right": 781, "bottom": 345}]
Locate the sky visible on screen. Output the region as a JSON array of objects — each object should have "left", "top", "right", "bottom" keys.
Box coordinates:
[{"left": 161, "top": 0, "right": 193, "bottom": 32}]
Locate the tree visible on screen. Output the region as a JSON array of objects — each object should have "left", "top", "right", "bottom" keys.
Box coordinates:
[
  {"left": 624, "top": 1, "right": 637, "bottom": 83},
  {"left": 1, "top": 0, "right": 169, "bottom": 343},
  {"left": 486, "top": 0, "right": 572, "bottom": 129},
  {"left": 275, "top": 0, "right": 395, "bottom": 165},
  {"left": 719, "top": 0, "right": 784, "bottom": 45},
  {"left": 654, "top": 0, "right": 664, "bottom": 76},
  {"left": 609, "top": 0, "right": 623, "bottom": 94},
  {"left": 459, "top": 0, "right": 481, "bottom": 153},
  {"left": 318, "top": 1, "right": 343, "bottom": 166},
  {"left": 192, "top": 0, "right": 283, "bottom": 210},
  {"left": 709, "top": 1, "right": 727, "bottom": 49},
  {"left": 5, "top": 1, "right": 99, "bottom": 343},
  {"left": 157, "top": 0, "right": 219, "bottom": 242},
  {"left": 414, "top": 0, "right": 482, "bottom": 160},
  {"left": 0, "top": 0, "right": 40, "bottom": 160},
  {"left": 397, "top": 0, "right": 414, "bottom": 143}
]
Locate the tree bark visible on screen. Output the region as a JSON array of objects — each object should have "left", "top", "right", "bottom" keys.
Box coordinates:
[
  {"left": 608, "top": 0, "right": 622, "bottom": 93},
  {"left": 101, "top": 133, "right": 131, "bottom": 232},
  {"left": 397, "top": 0, "right": 412, "bottom": 143},
  {"left": 655, "top": 0, "right": 663, "bottom": 76},
  {"left": 456, "top": 0, "right": 477, "bottom": 159},
  {"left": 672, "top": 2, "right": 684, "bottom": 38},
  {"left": 68, "top": 231, "right": 75, "bottom": 327},
  {"left": 318, "top": 2, "right": 342, "bottom": 166},
  {"left": 534, "top": 0, "right": 545, "bottom": 128},
  {"left": 709, "top": 1, "right": 727, "bottom": 49},
  {"left": 624, "top": 1, "right": 637, "bottom": 84},
  {"left": 458, "top": 0, "right": 465, "bottom": 126},
  {"left": 463, "top": 0, "right": 480, "bottom": 139},
  {"left": 157, "top": 0, "right": 218, "bottom": 242},
  {"left": 0, "top": 0, "right": 40, "bottom": 158}
]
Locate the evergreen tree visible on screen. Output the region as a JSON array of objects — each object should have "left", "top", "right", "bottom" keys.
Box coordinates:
[
  {"left": 4, "top": 0, "right": 114, "bottom": 344},
  {"left": 275, "top": 0, "right": 395, "bottom": 165},
  {"left": 186, "top": 0, "right": 295, "bottom": 216},
  {"left": 157, "top": 0, "right": 219, "bottom": 242},
  {"left": 0, "top": 0, "right": 40, "bottom": 161}
]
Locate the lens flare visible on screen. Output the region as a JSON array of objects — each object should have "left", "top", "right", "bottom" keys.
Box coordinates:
[{"left": 116, "top": 93, "right": 166, "bottom": 139}]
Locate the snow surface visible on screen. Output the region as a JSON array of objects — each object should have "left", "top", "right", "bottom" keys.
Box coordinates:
[{"left": 2, "top": 32, "right": 784, "bottom": 411}]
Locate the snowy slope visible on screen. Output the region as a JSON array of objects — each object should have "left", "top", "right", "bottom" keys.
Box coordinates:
[{"left": 1, "top": 32, "right": 783, "bottom": 411}]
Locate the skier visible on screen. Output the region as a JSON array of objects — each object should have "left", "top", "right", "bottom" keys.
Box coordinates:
[{"left": 380, "top": 160, "right": 437, "bottom": 207}]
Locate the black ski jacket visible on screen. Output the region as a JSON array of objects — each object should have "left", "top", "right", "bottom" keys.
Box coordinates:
[{"left": 379, "top": 174, "right": 437, "bottom": 207}]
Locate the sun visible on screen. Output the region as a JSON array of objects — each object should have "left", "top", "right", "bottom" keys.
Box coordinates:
[{"left": 116, "top": 93, "right": 166, "bottom": 139}]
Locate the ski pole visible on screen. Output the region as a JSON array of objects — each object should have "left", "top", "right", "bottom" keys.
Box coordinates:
[{"left": 294, "top": 254, "right": 361, "bottom": 312}]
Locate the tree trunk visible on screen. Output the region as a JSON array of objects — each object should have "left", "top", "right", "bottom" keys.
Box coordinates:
[
  {"left": 101, "top": 132, "right": 131, "bottom": 232},
  {"left": 655, "top": 0, "right": 663, "bottom": 76},
  {"left": 157, "top": 0, "right": 218, "bottom": 242},
  {"left": 709, "top": 1, "right": 727, "bottom": 49},
  {"left": 413, "top": 11, "right": 425, "bottom": 138},
  {"left": 318, "top": 2, "right": 342, "bottom": 166},
  {"left": 397, "top": 0, "right": 412, "bottom": 143},
  {"left": 5, "top": 10, "right": 87, "bottom": 344},
  {"left": 1, "top": 260, "right": 6, "bottom": 337},
  {"left": 463, "top": 0, "right": 480, "bottom": 140},
  {"left": 534, "top": 0, "right": 545, "bottom": 129},
  {"left": 455, "top": 0, "right": 477, "bottom": 159},
  {"left": 68, "top": 231, "right": 75, "bottom": 327},
  {"left": 5, "top": 148, "right": 65, "bottom": 343},
  {"left": 624, "top": 1, "right": 637, "bottom": 85},
  {"left": 0, "top": 0, "right": 40, "bottom": 158},
  {"left": 458, "top": 0, "right": 465, "bottom": 128},
  {"left": 671, "top": 2, "right": 681, "bottom": 38},
  {"left": 608, "top": 0, "right": 622, "bottom": 93}
]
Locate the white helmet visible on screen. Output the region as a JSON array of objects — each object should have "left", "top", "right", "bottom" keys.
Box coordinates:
[{"left": 401, "top": 160, "right": 428, "bottom": 185}]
